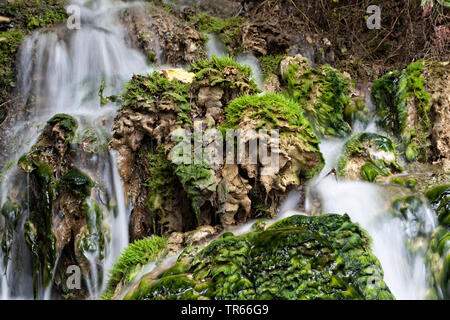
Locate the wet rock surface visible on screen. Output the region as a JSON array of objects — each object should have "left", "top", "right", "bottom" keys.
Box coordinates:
[{"left": 121, "top": 3, "right": 206, "bottom": 66}]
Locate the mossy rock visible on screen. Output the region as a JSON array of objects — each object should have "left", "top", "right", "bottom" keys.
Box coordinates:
[
  {"left": 424, "top": 185, "right": 450, "bottom": 299},
  {"left": 121, "top": 214, "right": 394, "bottom": 300},
  {"left": 58, "top": 168, "right": 94, "bottom": 198},
  {"left": 221, "top": 93, "right": 324, "bottom": 180},
  {"left": 337, "top": 133, "right": 402, "bottom": 182},
  {"left": 426, "top": 226, "right": 450, "bottom": 299},
  {"left": 282, "top": 56, "right": 353, "bottom": 138},
  {"left": 372, "top": 60, "right": 445, "bottom": 162},
  {"left": 192, "top": 13, "right": 247, "bottom": 52},
  {"left": 120, "top": 72, "right": 192, "bottom": 126},
  {"left": 259, "top": 54, "right": 285, "bottom": 77},
  {"left": 426, "top": 185, "right": 450, "bottom": 226},
  {"left": 189, "top": 55, "right": 260, "bottom": 96},
  {"left": 1, "top": 199, "right": 21, "bottom": 230}
]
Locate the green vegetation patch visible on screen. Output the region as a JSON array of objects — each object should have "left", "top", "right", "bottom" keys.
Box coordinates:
[
  {"left": 426, "top": 185, "right": 450, "bottom": 226},
  {"left": 121, "top": 72, "right": 192, "bottom": 126},
  {"left": 372, "top": 60, "right": 432, "bottom": 162},
  {"left": 337, "top": 132, "right": 402, "bottom": 182},
  {"left": 102, "top": 235, "right": 168, "bottom": 300},
  {"left": 259, "top": 54, "right": 285, "bottom": 77},
  {"left": 189, "top": 55, "right": 260, "bottom": 95},
  {"left": 124, "top": 214, "right": 394, "bottom": 300},
  {"left": 284, "top": 62, "right": 352, "bottom": 138},
  {"left": 193, "top": 13, "right": 246, "bottom": 52},
  {"left": 58, "top": 168, "right": 94, "bottom": 198}
]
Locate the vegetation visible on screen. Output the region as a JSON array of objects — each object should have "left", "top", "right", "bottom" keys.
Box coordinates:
[
  {"left": 190, "top": 55, "right": 260, "bottom": 94},
  {"left": 283, "top": 60, "right": 353, "bottom": 138},
  {"left": 193, "top": 13, "right": 246, "bottom": 52},
  {"left": 222, "top": 93, "right": 324, "bottom": 179},
  {"left": 337, "top": 133, "right": 402, "bottom": 182},
  {"left": 123, "top": 214, "right": 394, "bottom": 300},
  {"left": 102, "top": 235, "right": 168, "bottom": 300},
  {"left": 259, "top": 54, "right": 285, "bottom": 77},
  {"left": 121, "top": 72, "right": 192, "bottom": 126},
  {"left": 372, "top": 60, "right": 433, "bottom": 162}
]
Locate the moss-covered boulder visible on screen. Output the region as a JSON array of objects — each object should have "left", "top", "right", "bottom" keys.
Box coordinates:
[
  {"left": 426, "top": 226, "right": 450, "bottom": 300},
  {"left": 7, "top": 114, "right": 106, "bottom": 298},
  {"left": 110, "top": 56, "right": 324, "bottom": 240},
  {"left": 114, "top": 214, "right": 393, "bottom": 300},
  {"left": 372, "top": 60, "right": 450, "bottom": 166},
  {"left": 337, "top": 133, "right": 402, "bottom": 182},
  {"left": 426, "top": 185, "right": 450, "bottom": 226},
  {"left": 424, "top": 185, "right": 449, "bottom": 299},
  {"left": 281, "top": 54, "right": 354, "bottom": 138}
]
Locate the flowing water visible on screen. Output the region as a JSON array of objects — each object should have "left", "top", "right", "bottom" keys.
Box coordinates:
[
  {"left": 282, "top": 130, "right": 436, "bottom": 299},
  {"left": 0, "top": 0, "right": 153, "bottom": 299}
]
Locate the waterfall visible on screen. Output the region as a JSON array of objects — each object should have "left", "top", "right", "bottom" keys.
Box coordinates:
[
  {"left": 0, "top": 0, "right": 152, "bottom": 299},
  {"left": 301, "top": 133, "right": 436, "bottom": 299}
]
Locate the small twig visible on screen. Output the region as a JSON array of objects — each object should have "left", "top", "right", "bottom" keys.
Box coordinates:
[
  {"left": 325, "top": 168, "right": 338, "bottom": 182},
  {"left": 372, "top": 14, "right": 401, "bottom": 53}
]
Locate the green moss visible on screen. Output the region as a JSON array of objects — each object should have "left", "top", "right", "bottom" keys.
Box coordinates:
[
  {"left": 1, "top": 199, "right": 21, "bottom": 231},
  {"left": 122, "top": 72, "right": 192, "bottom": 126},
  {"left": 259, "top": 54, "right": 285, "bottom": 77},
  {"left": 372, "top": 60, "right": 432, "bottom": 162},
  {"left": 390, "top": 177, "right": 417, "bottom": 189},
  {"left": 426, "top": 226, "right": 450, "bottom": 299},
  {"left": 144, "top": 146, "right": 178, "bottom": 215},
  {"left": 344, "top": 97, "right": 369, "bottom": 127},
  {"left": 426, "top": 185, "right": 450, "bottom": 226},
  {"left": 102, "top": 235, "right": 168, "bottom": 300},
  {"left": 47, "top": 113, "right": 78, "bottom": 142},
  {"left": 58, "top": 168, "right": 94, "bottom": 198},
  {"left": 0, "top": 0, "right": 67, "bottom": 30},
  {"left": 337, "top": 133, "right": 401, "bottom": 181},
  {"left": 174, "top": 161, "right": 217, "bottom": 224},
  {"left": 222, "top": 93, "right": 313, "bottom": 135},
  {"left": 189, "top": 55, "right": 260, "bottom": 94},
  {"left": 284, "top": 63, "right": 352, "bottom": 138},
  {"left": 221, "top": 93, "right": 324, "bottom": 178},
  {"left": 125, "top": 214, "right": 393, "bottom": 300},
  {"left": 361, "top": 160, "right": 390, "bottom": 182},
  {"left": 0, "top": 30, "right": 25, "bottom": 121},
  {"left": 193, "top": 13, "right": 246, "bottom": 52}
]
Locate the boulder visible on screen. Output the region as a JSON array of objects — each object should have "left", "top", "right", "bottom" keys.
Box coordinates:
[
  {"left": 112, "top": 214, "right": 394, "bottom": 300},
  {"left": 372, "top": 60, "right": 450, "bottom": 167}
]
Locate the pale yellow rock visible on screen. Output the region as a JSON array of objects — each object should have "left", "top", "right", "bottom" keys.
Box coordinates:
[
  {"left": 0, "top": 16, "right": 10, "bottom": 24},
  {"left": 161, "top": 68, "right": 195, "bottom": 84}
]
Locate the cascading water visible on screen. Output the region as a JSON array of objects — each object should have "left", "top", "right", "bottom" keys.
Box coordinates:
[
  {"left": 0, "top": 0, "right": 153, "bottom": 299},
  {"left": 290, "top": 130, "right": 436, "bottom": 300}
]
